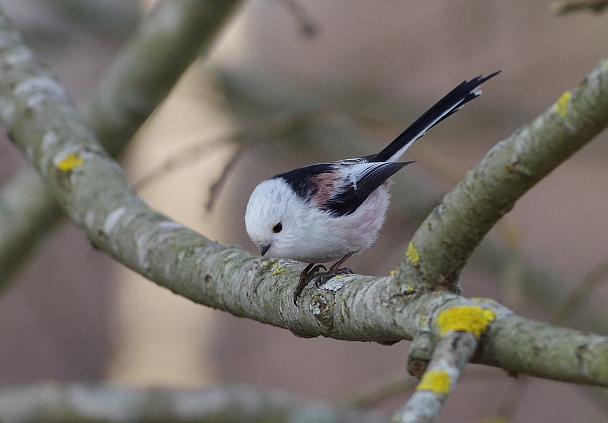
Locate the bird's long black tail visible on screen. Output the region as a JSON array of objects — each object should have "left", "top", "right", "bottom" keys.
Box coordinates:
[{"left": 371, "top": 71, "right": 500, "bottom": 163}]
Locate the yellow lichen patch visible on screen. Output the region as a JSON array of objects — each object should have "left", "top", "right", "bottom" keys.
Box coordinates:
[
  {"left": 437, "top": 305, "right": 496, "bottom": 338},
  {"left": 403, "top": 284, "right": 415, "bottom": 294},
  {"left": 389, "top": 270, "right": 395, "bottom": 276},
  {"left": 271, "top": 262, "right": 284, "bottom": 275},
  {"left": 406, "top": 241, "right": 420, "bottom": 263},
  {"left": 57, "top": 152, "right": 84, "bottom": 171},
  {"left": 416, "top": 370, "right": 451, "bottom": 394},
  {"left": 554, "top": 90, "right": 571, "bottom": 117}
]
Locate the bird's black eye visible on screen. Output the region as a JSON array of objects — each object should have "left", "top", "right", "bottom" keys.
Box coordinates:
[{"left": 272, "top": 222, "right": 283, "bottom": 233}]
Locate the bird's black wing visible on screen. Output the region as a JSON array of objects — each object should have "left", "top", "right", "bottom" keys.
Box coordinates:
[
  {"left": 322, "top": 161, "right": 414, "bottom": 217},
  {"left": 274, "top": 163, "right": 335, "bottom": 199}
]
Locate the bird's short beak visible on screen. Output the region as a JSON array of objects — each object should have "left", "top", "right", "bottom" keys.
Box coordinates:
[{"left": 259, "top": 244, "right": 270, "bottom": 256}]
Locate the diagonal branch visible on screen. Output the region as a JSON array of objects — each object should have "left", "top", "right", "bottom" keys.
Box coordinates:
[
  {"left": 0, "top": 0, "right": 241, "bottom": 290},
  {"left": 392, "top": 59, "right": 608, "bottom": 293},
  {"left": 394, "top": 331, "right": 479, "bottom": 422}
]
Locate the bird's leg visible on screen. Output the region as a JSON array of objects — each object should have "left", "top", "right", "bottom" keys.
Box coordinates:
[
  {"left": 293, "top": 253, "right": 354, "bottom": 305},
  {"left": 294, "top": 263, "right": 327, "bottom": 306},
  {"left": 329, "top": 252, "right": 355, "bottom": 274},
  {"left": 314, "top": 252, "right": 355, "bottom": 287}
]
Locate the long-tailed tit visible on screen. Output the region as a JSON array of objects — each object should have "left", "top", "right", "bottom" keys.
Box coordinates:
[{"left": 245, "top": 72, "right": 499, "bottom": 305}]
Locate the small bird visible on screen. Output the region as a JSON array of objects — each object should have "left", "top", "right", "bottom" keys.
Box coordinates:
[{"left": 245, "top": 72, "right": 499, "bottom": 305}]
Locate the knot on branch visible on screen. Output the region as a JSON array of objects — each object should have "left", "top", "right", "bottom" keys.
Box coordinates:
[{"left": 311, "top": 291, "right": 334, "bottom": 330}]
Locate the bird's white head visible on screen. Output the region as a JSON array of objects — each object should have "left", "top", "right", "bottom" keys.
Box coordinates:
[{"left": 245, "top": 178, "right": 308, "bottom": 259}]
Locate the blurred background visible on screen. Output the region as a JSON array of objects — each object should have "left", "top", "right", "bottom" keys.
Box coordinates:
[{"left": 1, "top": 0, "right": 608, "bottom": 421}]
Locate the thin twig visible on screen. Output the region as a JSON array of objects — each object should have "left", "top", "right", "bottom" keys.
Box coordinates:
[
  {"left": 551, "top": 255, "right": 608, "bottom": 325},
  {"left": 551, "top": 0, "right": 608, "bottom": 14},
  {"left": 274, "top": 0, "right": 320, "bottom": 38},
  {"left": 206, "top": 144, "right": 245, "bottom": 211},
  {"left": 339, "top": 373, "right": 417, "bottom": 409},
  {"left": 493, "top": 377, "right": 530, "bottom": 421},
  {"left": 340, "top": 366, "right": 499, "bottom": 409},
  {"left": 133, "top": 110, "right": 318, "bottom": 200},
  {"left": 132, "top": 136, "right": 237, "bottom": 191}
]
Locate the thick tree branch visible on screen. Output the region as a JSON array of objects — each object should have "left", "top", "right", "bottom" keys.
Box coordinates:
[
  {"left": 392, "top": 59, "right": 608, "bottom": 293},
  {"left": 0, "top": 0, "right": 241, "bottom": 290}
]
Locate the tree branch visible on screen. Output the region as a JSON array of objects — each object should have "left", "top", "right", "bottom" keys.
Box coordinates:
[
  {"left": 83, "top": 0, "right": 242, "bottom": 158},
  {"left": 0, "top": 167, "right": 63, "bottom": 282},
  {"left": 551, "top": 0, "right": 608, "bottom": 14},
  {"left": 0, "top": 383, "right": 386, "bottom": 423},
  {"left": 0, "top": 0, "right": 241, "bottom": 290},
  {"left": 392, "top": 60, "right": 608, "bottom": 293},
  {"left": 394, "top": 331, "right": 479, "bottom": 422}
]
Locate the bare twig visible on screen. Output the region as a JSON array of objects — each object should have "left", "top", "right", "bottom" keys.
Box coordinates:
[
  {"left": 133, "top": 136, "right": 236, "bottom": 191},
  {"left": 131, "top": 133, "right": 244, "bottom": 212},
  {"left": 340, "top": 366, "right": 499, "bottom": 409},
  {"left": 493, "top": 377, "right": 531, "bottom": 421},
  {"left": 206, "top": 144, "right": 245, "bottom": 211},
  {"left": 340, "top": 373, "right": 418, "bottom": 409},
  {"left": 551, "top": 0, "right": 608, "bottom": 14},
  {"left": 551, "top": 254, "right": 608, "bottom": 325},
  {"left": 274, "top": 0, "right": 320, "bottom": 38}
]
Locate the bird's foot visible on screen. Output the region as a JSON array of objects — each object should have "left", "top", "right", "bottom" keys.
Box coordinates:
[
  {"left": 293, "top": 259, "right": 356, "bottom": 306},
  {"left": 313, "top": 266, "right": 353, "bottom": 288},
  {"left": 294, "top": 263, "right": 327, "bottom": 306},
  {"left": 293, "top": 253, "right": 357, "bottom": 306}
]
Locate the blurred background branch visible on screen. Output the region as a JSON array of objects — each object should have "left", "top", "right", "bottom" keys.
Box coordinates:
[
  {"left": 0, "top": 383, "right": 387, "bottom": 423},
  {"left": 551, "top": 0, "right": 608, "bottom": 14},
  {"left": 0, "top": 0, "right": 242, "bottom": 292}
]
